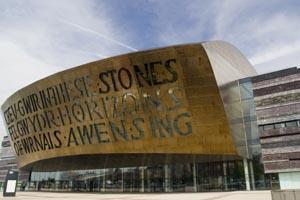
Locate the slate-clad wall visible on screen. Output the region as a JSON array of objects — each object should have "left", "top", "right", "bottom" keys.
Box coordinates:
[
  {"left": 0, "top": 136, "right": 29, "bottom": 183},
  {"left": 252, "top": 67, "right": 300, "bottom": 173}
]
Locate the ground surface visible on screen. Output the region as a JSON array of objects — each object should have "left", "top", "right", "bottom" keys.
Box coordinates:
[{"left": 1, "top": 191, "right": 271, "bottom": 200}]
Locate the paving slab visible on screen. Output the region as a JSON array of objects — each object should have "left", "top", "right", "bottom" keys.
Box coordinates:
[{"left": 1, "top": 191, "right": 271, "bottom": 200}]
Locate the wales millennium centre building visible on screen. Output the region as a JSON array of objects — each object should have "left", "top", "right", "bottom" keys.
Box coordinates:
[{"left": 1, "top": 41, "right": 300, "bottom": 192}]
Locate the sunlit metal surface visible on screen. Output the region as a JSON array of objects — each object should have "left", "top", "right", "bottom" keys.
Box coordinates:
[{"left": 1, "top": 41, "right": 256, "bottom": 170}]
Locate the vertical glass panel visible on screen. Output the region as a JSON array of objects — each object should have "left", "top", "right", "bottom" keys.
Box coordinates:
[
  {"left": 197, "top": 162, "right": 224, "bottom": 192},
  {"left": 123, "top": 167, "right": 140, "bottom": 192},
  {"left": 104, "top": 168, "right": 122, "bottom": 192},
  {"left": 145, "top": 166, "right": 164, "bottom": 192},
  {"left": 170, "top": 163, "right": 193, "bottom": 192}
]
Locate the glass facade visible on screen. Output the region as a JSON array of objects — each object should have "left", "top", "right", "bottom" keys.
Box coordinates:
[
  {"left": 28, "top": 160, "right": 251, "bottom": 192},
  {"left": 238, "top": 78, "right": 279, "bottom": 190}
]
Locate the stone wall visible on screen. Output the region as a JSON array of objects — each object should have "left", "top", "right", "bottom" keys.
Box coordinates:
[{"left": 252, "top": 67, "right": 300, "bottom": 173}]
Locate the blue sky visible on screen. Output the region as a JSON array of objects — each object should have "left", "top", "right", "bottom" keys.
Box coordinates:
[{"left": 0, "top": 0, "right": 300, "bottom": 142}]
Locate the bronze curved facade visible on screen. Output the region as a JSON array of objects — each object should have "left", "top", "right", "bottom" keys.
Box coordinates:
[{"left": 1, "top": 41, "right": 256, "bottom": 172}]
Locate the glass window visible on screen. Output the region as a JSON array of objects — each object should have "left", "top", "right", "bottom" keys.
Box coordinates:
[
  {"left": 274, "top": 123, "right": 285, "bottom": 129},
  {"left": 263, "top": 124, "right": 274, "bottom": 130},
  {"left": 285, "top": 121, "right": 298, "bottom": 127}
]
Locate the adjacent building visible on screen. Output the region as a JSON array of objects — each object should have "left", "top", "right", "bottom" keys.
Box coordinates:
[
  {"left": 252, "top": 67, "right": 300, "bottom": 189},
  {"left": 0, "top": 136, "right": 29, "bottom": 190}
]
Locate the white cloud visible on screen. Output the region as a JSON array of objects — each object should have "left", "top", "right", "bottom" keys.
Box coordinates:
[
  {"left": 249, "top": 42, "right": 300, "bottom": 66},
  {"left": 252, "top": 48, "right": 300, "bottom": 74},
  {"left": 57, "top": 18, "right": 138, "bottom": 52},
  {"left": 0, "top": 38, "right": 54, "bottom": 142},
  {"left": 150, "top": 0, "right": 300, "bottom": 72}
]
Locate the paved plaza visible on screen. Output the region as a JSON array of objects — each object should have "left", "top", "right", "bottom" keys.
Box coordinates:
[{"left": 1, "top": 191, "right": 271, "bottom": 200}]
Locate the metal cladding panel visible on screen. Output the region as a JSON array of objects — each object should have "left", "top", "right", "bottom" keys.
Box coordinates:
[
  {"left": 1, "top": 42, "right": 254, "bottom": 171},
  {"left": 202, "top": 41, "right": 257, "bottom": 158}
]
